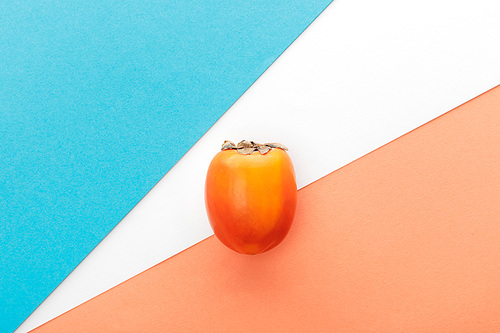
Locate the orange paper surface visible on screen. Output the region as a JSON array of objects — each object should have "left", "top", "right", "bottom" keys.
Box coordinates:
[{"left": 33, "top": 86, "right": 500, "bottom": 332}]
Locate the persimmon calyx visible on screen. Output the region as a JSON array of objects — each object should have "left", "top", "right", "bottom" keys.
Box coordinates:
[{"left": 221, "top": 140, "right": 288, "bottom": 155}]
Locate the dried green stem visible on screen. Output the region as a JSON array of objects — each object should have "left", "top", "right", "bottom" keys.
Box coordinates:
[{"left": 221, "top": 140, "right": 288, "bottom": 155}]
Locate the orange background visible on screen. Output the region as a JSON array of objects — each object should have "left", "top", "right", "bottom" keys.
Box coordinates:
[{"left": 33, "top": 86, "right": 500, "bottom": 332}]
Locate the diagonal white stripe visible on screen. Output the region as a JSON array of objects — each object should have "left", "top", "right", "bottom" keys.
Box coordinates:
[{"left": 17, "top": 0, "right": 500, "bottom": 331}]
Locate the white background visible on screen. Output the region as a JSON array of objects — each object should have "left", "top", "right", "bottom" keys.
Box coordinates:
[{"left": 17, "top": 0, "right": 500, "bottom": 331}]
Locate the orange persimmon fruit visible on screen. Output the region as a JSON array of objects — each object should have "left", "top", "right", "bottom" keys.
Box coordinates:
[{"left": 205, "top": 140, "right": 297, "bottom": 255}]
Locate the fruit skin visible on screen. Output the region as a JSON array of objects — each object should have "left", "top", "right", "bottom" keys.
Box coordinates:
[{"left": 205, "top": 148, "right": 297, "bottom": 255}]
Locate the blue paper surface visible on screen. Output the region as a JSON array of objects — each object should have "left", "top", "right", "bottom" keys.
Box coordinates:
[{"left": 0, "top": 1, "right": 332, "bottom": 331}]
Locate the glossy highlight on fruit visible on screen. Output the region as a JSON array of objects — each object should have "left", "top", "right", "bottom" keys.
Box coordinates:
[{"left": 205, "top": 140, "right": 297, "bottom": 255}]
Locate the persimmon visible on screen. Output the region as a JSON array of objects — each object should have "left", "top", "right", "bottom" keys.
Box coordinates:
[{"left": 205, "top": 140, "right": 297, "bottom": 255}]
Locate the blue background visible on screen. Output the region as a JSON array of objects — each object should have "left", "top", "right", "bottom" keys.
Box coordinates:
[{"left": 0, "top": 1, "right": 332, "bottom": 331}]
